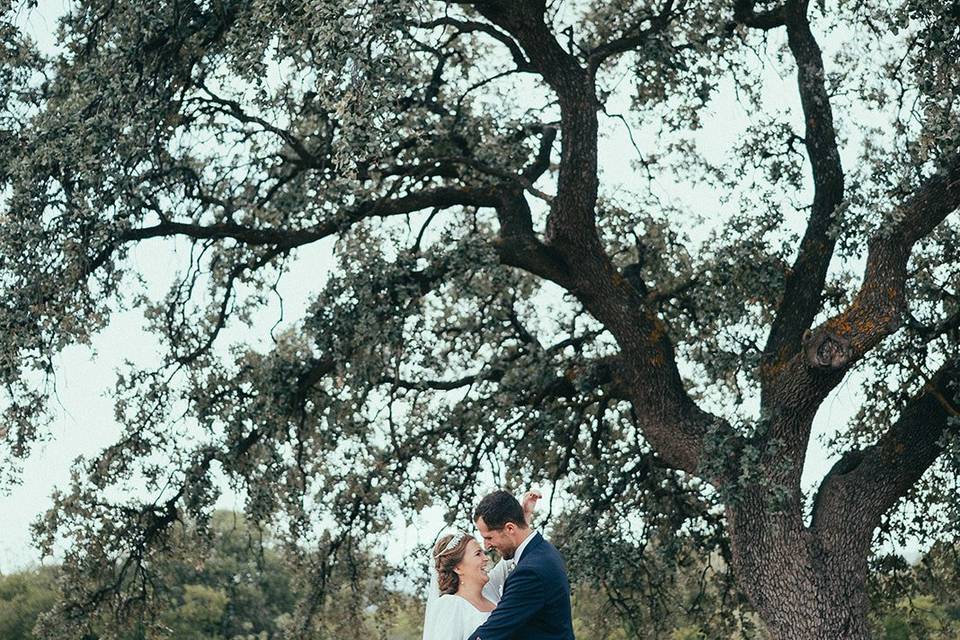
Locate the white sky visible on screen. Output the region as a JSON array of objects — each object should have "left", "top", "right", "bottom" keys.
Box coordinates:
[{"left": 0, "top": 0, "right": 909, "bottom": 575}]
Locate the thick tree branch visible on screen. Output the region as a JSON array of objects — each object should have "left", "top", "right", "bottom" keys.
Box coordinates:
[
  {"left": 811, "top": 359, "right": 960, "bottom": 549},
  {"left": 758, "top": 155, "right": 960, "bottom": 487},
  {"left": 801, "top": 154, "right": 960, "bottom": 374},
  {"left": 293, "top": 357, "right": 336, "bottom": 408},
  {"left": 735, "top": 3, "right": 960, "bottom": 509},
  {"left": 471, "top": 1, "right": 600, "bottom": 249},
  {"left": 491, "top": 188, "right": 573, "bottom": 286},
  {"left": 761, "top": 0, "right": 845, "bottom": 377},
  {"left": 459, "top": 2, "right": 729, "bottom": 475},
  {"left": 114, "top": 184, "right": 500, "bottom": 249}
]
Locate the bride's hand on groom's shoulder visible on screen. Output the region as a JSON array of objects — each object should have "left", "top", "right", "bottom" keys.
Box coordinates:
[{"left": 521, "top": 489, "right": 542, "bottom": 525}]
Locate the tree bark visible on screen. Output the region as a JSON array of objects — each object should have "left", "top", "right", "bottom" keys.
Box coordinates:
[{"left": 728, "top": 505, "right": 873, "bottom": 640}]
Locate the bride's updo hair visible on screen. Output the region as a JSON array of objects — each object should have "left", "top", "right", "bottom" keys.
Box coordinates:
[{"left": 433, "top": 532, "right": 472, "bottom": 595}]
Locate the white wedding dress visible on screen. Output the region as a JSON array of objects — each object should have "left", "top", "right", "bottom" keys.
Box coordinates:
[
  {"left": 421, "top": 594, "right": 491, "bottom": 640},
  {"left": 422, "top": 560, "right": 507, "bottom": 640}
]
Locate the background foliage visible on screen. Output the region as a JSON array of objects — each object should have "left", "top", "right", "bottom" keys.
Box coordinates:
[{"left": 2, "top": 512, "right": 959, "bottom": 639}]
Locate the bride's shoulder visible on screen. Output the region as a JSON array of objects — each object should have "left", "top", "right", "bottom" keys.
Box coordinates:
[
  {"left": 426, "top": 594, "right": 468, "bottom": 623},
  {"left": 436, "top": 594, "right": 467, "bottom": 607},
  {"left": 434, "top": 594, "right": 476, "bottom": 613}
]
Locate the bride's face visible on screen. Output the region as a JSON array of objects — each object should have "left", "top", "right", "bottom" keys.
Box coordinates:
[{"left": 455, "top": 539, "right": 490, "bottom": 587}]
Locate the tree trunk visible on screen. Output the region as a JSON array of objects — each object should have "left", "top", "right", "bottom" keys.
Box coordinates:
[{"left": 728, "top": 504, "right": 873, "bottom": 640}]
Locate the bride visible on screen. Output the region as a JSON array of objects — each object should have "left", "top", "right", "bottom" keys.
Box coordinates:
[{"left": 421, "top": 491, "right": 540, "bottom": 640}]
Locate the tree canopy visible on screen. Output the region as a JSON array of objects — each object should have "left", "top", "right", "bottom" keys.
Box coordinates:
[{"left": 1, "top": 0, "right": 959, "bottom": 638}]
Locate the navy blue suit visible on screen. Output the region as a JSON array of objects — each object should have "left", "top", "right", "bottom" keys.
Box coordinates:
[{"left": 468, "top": 533, "right": 575, "bottom": 640}]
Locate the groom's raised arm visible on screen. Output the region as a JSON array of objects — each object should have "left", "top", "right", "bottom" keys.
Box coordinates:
[{"left": 468, "top": 566, "right": 545, "bottom": 640}]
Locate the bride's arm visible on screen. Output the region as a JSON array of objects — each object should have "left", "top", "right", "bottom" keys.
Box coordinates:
[
  {"left": 521, "top": 489, "right": 541, "bottom": 526},
  {"left": 482, "top": 559, "right": 508, "bottom": 603}
]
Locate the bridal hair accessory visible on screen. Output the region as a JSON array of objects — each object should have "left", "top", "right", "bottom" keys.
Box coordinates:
[
  {"left": 434, "top": 530, "right": 470, "bottom": 557},
  {"left": 427, "top": 529, "right": 472, "bottom": 608}
]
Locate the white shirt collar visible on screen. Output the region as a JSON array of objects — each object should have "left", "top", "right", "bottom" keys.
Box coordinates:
[{"left": 512, "top": 529, "right": 538, "bottom": 564}]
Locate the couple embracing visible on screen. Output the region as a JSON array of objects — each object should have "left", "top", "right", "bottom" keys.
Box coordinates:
[{"left": 422, "top": 490, "right": 575, "bottom": 640}]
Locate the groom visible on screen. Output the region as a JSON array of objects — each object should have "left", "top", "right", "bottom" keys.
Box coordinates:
[{"left": 469, "top": 490, "right": 575, "bottom": 640}]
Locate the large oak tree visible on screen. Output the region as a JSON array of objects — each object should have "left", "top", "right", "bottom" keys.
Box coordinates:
[{"left": 1, "top": 0, "right": 959, "bottom": 638}]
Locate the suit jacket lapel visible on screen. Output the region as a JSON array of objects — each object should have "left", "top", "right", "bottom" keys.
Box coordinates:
[
  {"left": 513, "top": 532, "right": 542, "bottom": 571},
  {"left": 501, "top": 533, "right": 542, "bottom": 598}
]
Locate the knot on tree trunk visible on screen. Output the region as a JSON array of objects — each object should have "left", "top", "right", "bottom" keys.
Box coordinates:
[{"left": 802, "top": 329, "right": 851, "bottom": 369}]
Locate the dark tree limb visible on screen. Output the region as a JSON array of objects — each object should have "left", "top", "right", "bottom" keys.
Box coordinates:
[
  {"left": 112, "top": 184, "right": 500, "bottom": 251},
  {"left": 492, "top": 188, "right": 573, "bottom": 287},
  {"left": 454, "top": 1, "right": 730, "bottom": 475},
  {"left": 587, "top": 2, "right": 678, "bottom": 74},
  {"left": 732, "top": 0, "right": 787, "bottom": 31},
  {"left": 470, "top": 0, "right": 600, "bottom": 249},
  {"left": 801, "top": 153, "right": 960, "bottom": 375},
  {"left": 108, "top": 120, "right": 558, "bottom": 261},
  {"left": 759, "top": 155, "right": 960, "bottom": 486},
  {"left": 293, "top": 357, "right": 336, "bottom": 409},
  {"left": 379, "top": 353, "right": 630, "bottom": 400},
  {"left": 414, "top": 16, "right": 534, "bottom": 72},
  {"left": 761, "top": 0, "right": 845, "bottom": 378},
  {"left": 736, "top": 0, "right": 959, "bottom": 516},
  {"left": 811, "top": 358, "right": 960, "bottom": 550},
  {"left": 520, "top": 124, "right": 558, "bottom": 183}
]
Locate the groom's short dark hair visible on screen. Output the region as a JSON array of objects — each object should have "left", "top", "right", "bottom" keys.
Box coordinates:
[{"left": 474, "top": 490, "right": 528, "bottom": 530}]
